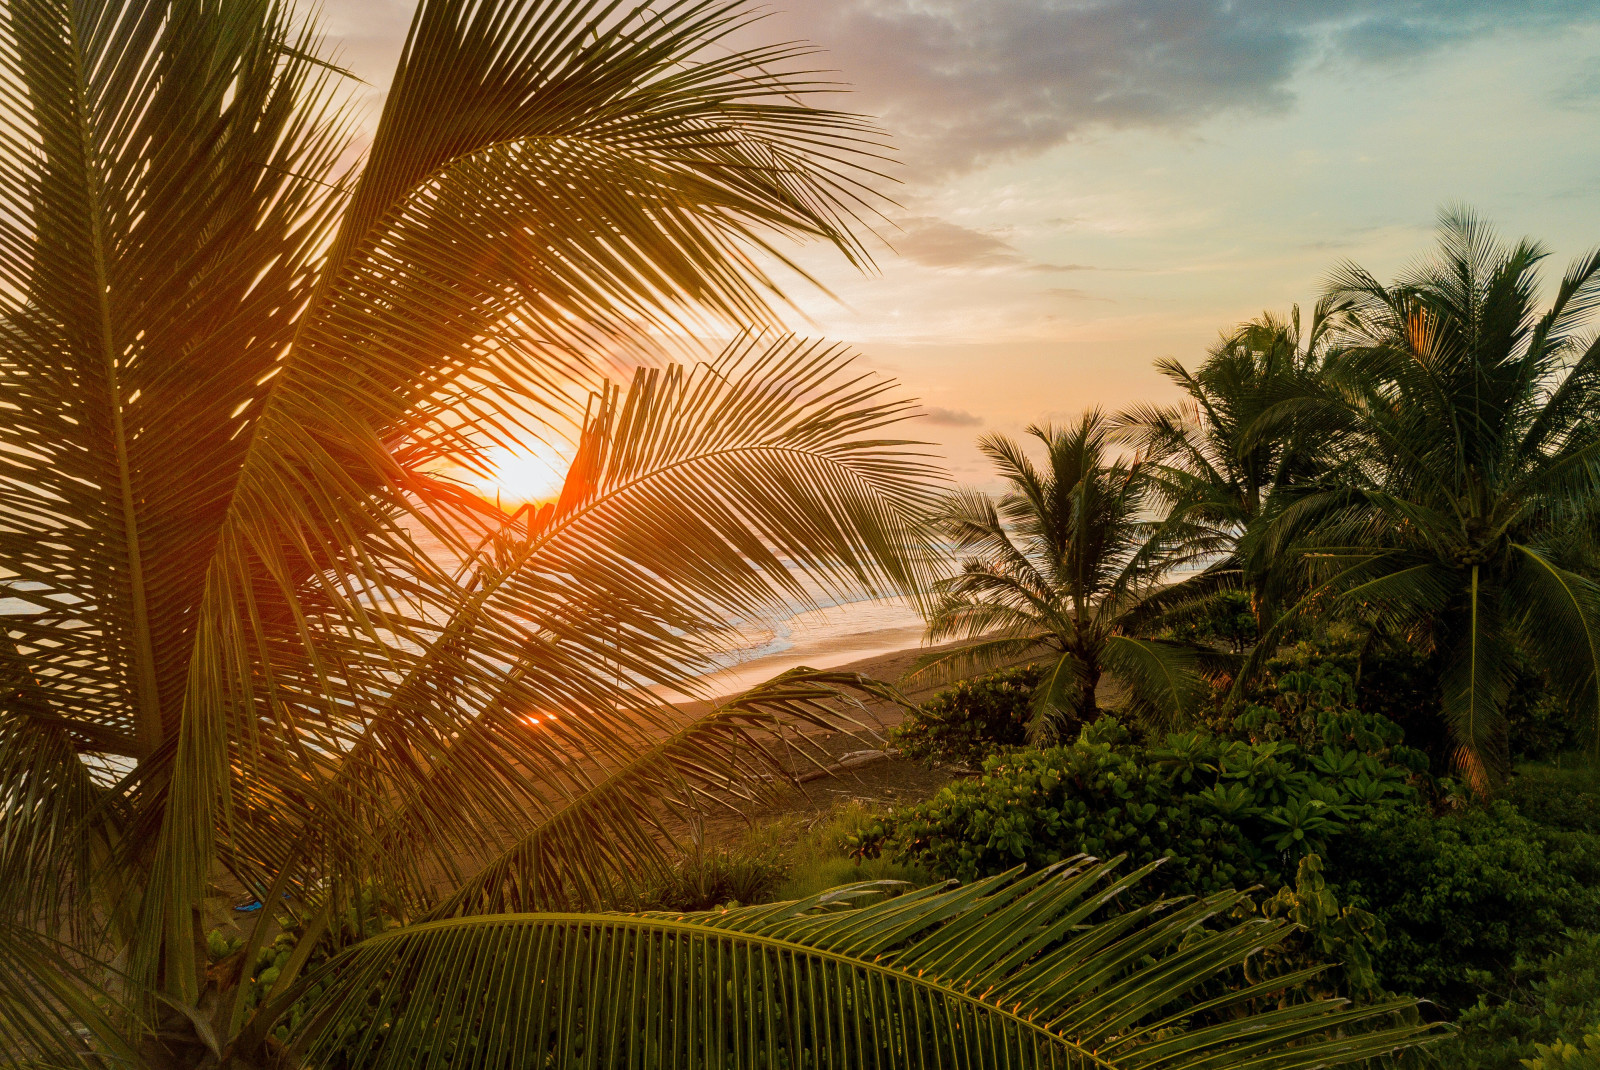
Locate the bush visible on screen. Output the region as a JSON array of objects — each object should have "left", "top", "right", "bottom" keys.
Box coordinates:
[
  {"left": 1524, "top": 1031, "right": 1600, "bottom": 1070},
  {"left": 633, "top": 846, "right": 789, "bottom": 911},
  {"left": 855, "top": 709, "right": 1420, "bottom": 902},
  {"left": 1506, "top": 764, "right": 1600, "bottom": 835},
  {"left": 1442, "top": 931, "right": 1600, "bottom": 1070},
  {"left": 1328, "top": 803, "right": 1600, "bottom": 1013},
  {"left": 745, "top": 802, "right": 931, "bottom": 901},
  {"left": 892, "top": 664, "right": 1045, "bottom": 765},
  {"left": 1164, "top": 588, "right": 1258, "bottom": 652},
  {"left": 1248, "top": 853, "right": 1390, "bottom": 1002}
]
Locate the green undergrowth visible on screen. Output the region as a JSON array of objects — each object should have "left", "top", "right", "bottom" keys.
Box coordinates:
[
  {"left": 631, "top": 803, "right": 937, "bottom": 913},
  {"left": 740, "top": 801, "right": 933, "bottom": 902},
  {"left": 892, "top": 664, "right": 1045, "bottom": 765}
]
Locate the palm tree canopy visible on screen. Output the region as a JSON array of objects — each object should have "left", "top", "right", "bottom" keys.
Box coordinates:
[
  {"left": 1111, "top": 299, "right": 1354, "bottom": 638},
  {"left": 1256, "top": 207, "right": 1600, "bottom": 784},
  {"left": 0, "top": 0, "right": 932, "bottom": 1042},
  {"left": 1117, "top": 299, "right": 1346, "bottom": 537},
  {"left": 916, "top": 412, "right": 1205, "bottom": 731}
]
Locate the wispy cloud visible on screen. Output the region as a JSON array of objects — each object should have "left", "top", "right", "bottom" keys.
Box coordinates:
[
  {"left": 891, "top": 217, "right": 1095, "bottom": 272},
  {"left": 774, "top": 0, "right": 1599, "bottom": 176},
  {"left": 920, "top": 406, "right": 985, "bottom": 427}
]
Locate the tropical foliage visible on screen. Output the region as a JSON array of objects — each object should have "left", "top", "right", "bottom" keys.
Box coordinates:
[
  {"left": 1114, "top": 298, "right": 1348, "bottom": 631},
  {"left": 0, "top": 0, "right": 1445, "bottom": 1068},
  {"left": 1249, "top": 209, "right": 1600, "bottom": 786},
  {"left": 0, "top": 0, "right": 941, "bottom": 1061},
  {"left": 892, "top": 663, "right": 1045, "bottom": 764},
  {"left": 854, "top": 695, "right": 1420, "bottom": 900},
  {"left": 914, "top": 413, "right": 1209, "bottom": 739}
]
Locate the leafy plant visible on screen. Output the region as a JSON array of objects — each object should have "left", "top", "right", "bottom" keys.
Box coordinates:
[
  {"left": 1445, "top": 931, "right": 1600, "bottom": 1070},
  {"left": 1506, "top": 763, "right": 1600, "bottom": 834},
  {"left": 631, "top": 845, "right": 790, "bottom": 912},
  {"left": 1249, "top": 853, "right": 1389, "bottom": 1002},
  {"left": 1524, "top": 1031, "right": 1600, "bottom": 1070},
  {"left": 892, "top": 664, "right": 1046, "bottom": 765},
  {"left": 854, "top": 712, "right": 1418, "bottom": 901},
  {"left": 1329, "top": 802, "right": 1600, "bottom": 1012}
]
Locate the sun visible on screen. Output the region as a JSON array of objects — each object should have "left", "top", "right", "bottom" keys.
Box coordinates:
[{"left": 474, "top": 442, "right": 570, "bottom": 505}]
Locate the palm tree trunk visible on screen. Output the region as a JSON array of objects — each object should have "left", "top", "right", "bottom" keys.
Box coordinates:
[{"left": 1079, "top": 667, "right": 1100, "bottom": 722}]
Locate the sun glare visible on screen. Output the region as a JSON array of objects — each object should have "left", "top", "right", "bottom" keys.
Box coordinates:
[{"left": 476, "top": 443, "right": 570, "bottom": 505}]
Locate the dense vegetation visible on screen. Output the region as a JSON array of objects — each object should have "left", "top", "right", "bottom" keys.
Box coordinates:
[
  {"left": 2, "top": 0, "right": 1595, "bottom": 1063},
  {"left": 865, "top": 646, "right": 1600, "bottom": 1066},
  {"left": 877, "top": 220, "right": 1600, "bottom": 1061},
  {"left": 0, "top": 0, "right": 1450, "bottom": 1067}
]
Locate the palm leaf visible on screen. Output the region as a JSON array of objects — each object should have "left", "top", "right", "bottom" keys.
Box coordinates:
[
  {"left": 0, "top": 922, "right": 140, "bottom": 1069},
  {"left": 280, "top": 858, "right": 1436, "bottom": 1069},
  {"left": 1101, "top": 636, "right": 1205, "bottom": 726},
  {"left": 425, "top": 668, "right": 912, "bottom": 917},
  {"left": 1508, "top": 545, "right": 1600, "bottom": 760}
]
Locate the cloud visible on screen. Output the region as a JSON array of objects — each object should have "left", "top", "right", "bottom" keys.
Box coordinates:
[
  {"left": 317, "top": 0, "right": 1597, "bottom": 182},
  {"left": 1041, "top": 287, "right": 1114, "bottom": 303},
  {"left": 892, "top": 217, "right": 1095, "bottom": 272},
  {"left": 921, "top": 406, "right": 985, "bottom": 427},
  {"left": 766, "top": 0, "right": 1598, "bottom": 175}
]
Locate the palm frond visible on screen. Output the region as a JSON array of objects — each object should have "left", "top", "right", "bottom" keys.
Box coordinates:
[
  {"left": 0, "top": 922, "right": 139, "bottom": 1069},
  {"left": 0, "top": 0, "right": 915, "bottom": 1014},
  {"left": 425, "top": 669, "right": 910, "bottom": 917},
  {"left": 902, "top": 635, "right": 1052, "bottom": 691},
  {"left": 1437, "top": 568, "right": 1514, "bottom": 790},
  {"left": 202, "top": 337, "right": 939, "bottom": 931},
  {"left": 1028, "top": 650, "right": 1086, "bottom": 743},
  {"left": 1101, "top": 635, "right": 1205, "bottom": 727},
  {"left": 281, "top": 858, "right": 1436, "bottom": 1070},
  {"left": 1508, "top": 545, "right": 1600, "bottom": 759}
]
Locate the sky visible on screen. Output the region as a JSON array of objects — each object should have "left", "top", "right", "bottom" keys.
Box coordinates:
[{"left": 321, "top": 0, "right": 1600, "bottom": 483}]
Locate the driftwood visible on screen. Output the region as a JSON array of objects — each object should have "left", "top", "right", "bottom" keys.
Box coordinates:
[{"left": 795, "top": 749, "right": 896, "bottom": 784}]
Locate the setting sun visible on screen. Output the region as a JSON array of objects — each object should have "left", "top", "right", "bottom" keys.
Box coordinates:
[{"left": 475, "top": 442, "right": 570, "bottom": 505}]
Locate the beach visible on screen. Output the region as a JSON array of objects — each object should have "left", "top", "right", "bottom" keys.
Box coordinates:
[{"left": 690, "top": 597, "right": 945, "bottom": 706}]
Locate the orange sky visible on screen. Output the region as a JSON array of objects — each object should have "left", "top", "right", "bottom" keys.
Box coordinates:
[{"left": 323, "top": 0, "right": 1600, "bottom": 488}]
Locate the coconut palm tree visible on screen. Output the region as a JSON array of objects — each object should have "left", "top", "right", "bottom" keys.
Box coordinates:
[
  {"left": 0, "top": 0, "right": 1435, "bottom": 1066},
  {"left": 1253, "top": 209, "right": 1600, "bottom": 788},
  {"left": 913, "top": 413, "right": 1210, "bottom": 739},
  {"left": 1113, "top": 299, "right": 1348, "bottom": 634}
]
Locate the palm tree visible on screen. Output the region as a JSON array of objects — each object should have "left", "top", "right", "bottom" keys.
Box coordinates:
[
  {"left": 0, "top": 0, "right": 1435, "bottom": 1066},
  {"left": 1254, "top": 208, "right": 1600, "bottom": 788},
  {"left": 1113, "top": 299, "right": 1348, "bottom": 634},
  {"left": 914, "top": 413, "right": 1209, "bottom": 738}
]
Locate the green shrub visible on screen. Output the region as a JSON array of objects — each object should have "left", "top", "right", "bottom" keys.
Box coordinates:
[
  {"left": 633, "top": 846, "right": 789, "bottom": 911},
  {"left": 1248, "top": 853, "right": 1390, "bottom": 1002},
  {"left": 855, "top": 710, "right": 1419, "bottom": 902},
  {"left": 892, "top": 664, "right": 1045, "bottom": 765},
  {"left": 1209, "top": 628, "right": 1430, "bottom": 780},
  {"left": 1506, "top": 763, "right": 1600, "bottom": 834},
  {"left": 741, "top": 803, "right": 931, "bottom": 901},
  {"left": 1164, "top": 588, "right": 1258, "bottom": 652},
  {"left": 1524, "top": 1031, "right": 1600, "bottom": 1070},
  {"left": 1440, "top": 931, "right": 1600, "bottom": 1070},
  {"left": 1328, "top": 804, "right": 1600, "bottom": 1014}
]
